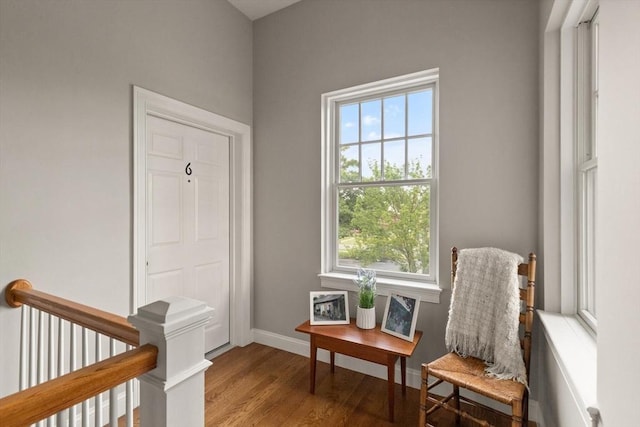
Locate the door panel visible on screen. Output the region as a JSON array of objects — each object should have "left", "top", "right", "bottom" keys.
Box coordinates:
[
  {"left": 195, "top": 261, "right": 226, "bottom": 344},
  {"left": 148, "top": 269, "right": 185, "bottom": 301},
  {"left": 145, "top": 115, "right": 230, "bottom": 352},
  {"left": 149, "top": 173, "right": 183, "bottom": 245},
  {"left": 150, "top": 132, "right": 183, "bottom": 159},
  {"left": 195, "top": 177, "right": 219, "bottom": 240}
]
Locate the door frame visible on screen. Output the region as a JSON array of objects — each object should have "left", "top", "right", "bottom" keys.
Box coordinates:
[{"left": 132, "top": 86, "right": 252, "bottom": 347}]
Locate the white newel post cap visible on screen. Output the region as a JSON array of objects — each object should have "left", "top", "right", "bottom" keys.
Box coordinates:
[{"left": 128, "top": 297, "right": 214, "bottom": 427}]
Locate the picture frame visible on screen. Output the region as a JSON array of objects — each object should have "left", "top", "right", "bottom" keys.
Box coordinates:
[
  {"left": 381, "top": 292, "right": 421, "bottom": 341},
  {"left": 309, "top": 291, "right": 350, "bottom": 325}
]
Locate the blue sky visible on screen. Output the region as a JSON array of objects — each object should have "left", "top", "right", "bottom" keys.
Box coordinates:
[{"left": 340, "top": 89, "right": 433, "bottom": 180}]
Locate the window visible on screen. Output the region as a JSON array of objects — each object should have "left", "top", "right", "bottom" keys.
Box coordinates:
[
  {"left": 320, "top": 70, "right": 440, "bottom": 303},
  {"left": 575, "top": 11, "right": 598, "bottom": 330}
]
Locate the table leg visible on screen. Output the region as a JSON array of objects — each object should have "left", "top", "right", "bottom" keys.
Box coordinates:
[
  {"left": 310, "top": 336, "right": 317, "bottom": 394},
  {"left": 401, "top": 356, "right": 407, "bottom": 396},
  {"left": 330, "top": 351, "right": 335, "bottom": 373},
  {"left": 387, "top": 355, "right": 395, "bottom": 422}
]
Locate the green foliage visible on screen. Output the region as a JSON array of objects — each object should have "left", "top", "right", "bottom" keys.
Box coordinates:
[
  {"left": 339, "top": 153, "right": 362, "bottom": 239},
  {"left": 353, "top": 269, "right": 377, "bottom": 309},
  {"left": 359, "top": 288, "right": 375, "bottom": 309},
  {"left": 339, "top": 159, "right": 430, "bottom": 274}
]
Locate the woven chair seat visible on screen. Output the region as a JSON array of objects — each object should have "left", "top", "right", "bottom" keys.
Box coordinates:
[
  {"left": 427, "top": 352, "right": 526, "bottom": 405},
  {"left": 420, "top": 248, "right": 536, "bottom": 426}
]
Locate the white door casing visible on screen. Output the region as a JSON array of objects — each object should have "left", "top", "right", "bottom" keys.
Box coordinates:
[{"left": 133, "top": 86, "right": 252, "bottom": 349}]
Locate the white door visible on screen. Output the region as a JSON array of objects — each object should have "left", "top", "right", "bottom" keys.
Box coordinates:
[{"left": 145, "top": 115, "right": 230, "bottom": 352}]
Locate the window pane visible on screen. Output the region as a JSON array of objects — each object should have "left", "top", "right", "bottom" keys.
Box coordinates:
[
  {"left": 361, "top": 142, "right": 381, "bottom": 181},
  {"left": 337, "top": 184, "right": 430, "bottom": 274},
  {"left": 384, "top": 140, "right": 405, "bottom": 180},
  {"left": 340, "top": 103, "right": 359, "bottom": 144},
  {"left": 408, "top": 137, "right": 432, "bottom": 178},
  {"left": 340, "top": 145, "right": 359, "bottom": 182},
  {"left": 361, "top": 99, "right": 381, "bottom": 142},
  {"left": 408, "top": 89, "right": 433, "bottom": 136},
  {"left": 384, "top": 95, "right": 405, "bottom": 139}
]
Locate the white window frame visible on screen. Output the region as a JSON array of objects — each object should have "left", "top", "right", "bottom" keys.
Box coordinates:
[
  {"left": 575, "top": 10, "right": 599, "bottom": 331},
  {"left": 320, "top": 69, "right": 441, "bottom": 303},
  {"left": 538, "top": 2, "right": 599, "bottom": 423}
]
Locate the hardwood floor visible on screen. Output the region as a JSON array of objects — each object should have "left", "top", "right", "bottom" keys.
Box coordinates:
[
  {"left": 121, "top": 342, "right": 536, "bottom": 426},
  {"left": 202, "top": 343, "right": 536, "bottom": 427},
  {"left": 204, "top": 342, "right": 415, "bottom": 426}
]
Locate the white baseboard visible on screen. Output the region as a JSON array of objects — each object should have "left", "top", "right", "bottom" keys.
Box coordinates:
[{"left": 251, "top": 328, "right": 544, "bottom": 426}]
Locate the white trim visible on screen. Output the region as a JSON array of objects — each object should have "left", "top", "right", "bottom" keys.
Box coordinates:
[
  {"left": 253, "top": 328, "right": 543, "bottom": 425},
  {"left": 320, "top": 69, "right": 440, "bottom": 294},
  {"left": 555, "top": 0, "right": 599, "bottom": 316},
  {"left": 559, "top": 2, "right": 578, "bottom": 314},
  {"left": 318, "top": 272, "right": 441, "bottom": 303},
  {"left": 575, "top": 11, "right": 598, "bottom": 331},
  {"left": 322, "top": 69, "right": 440, "bottom": 103},
  {"left": 538, "top": 310, "right": 597, "bottom": 427},
  {"left": 540, "top": 2, "right": 599, "bottom": 425},
  {"left": 132, "top": 86, "right": 252, "bottom": 348}
]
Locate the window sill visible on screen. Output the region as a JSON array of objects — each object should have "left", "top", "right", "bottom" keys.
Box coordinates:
[
  {"left": 318, "top": 272, "right": 441, "bottom": 303},
  {"left": 537, "top": 310, "right": 599, "bottom": 423}
]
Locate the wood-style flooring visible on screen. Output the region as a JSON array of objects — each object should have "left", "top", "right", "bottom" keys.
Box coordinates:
[
  {"left": 122, "top": 342, "right": 536, "bottom": 426},
  {"left": 203, "top": 343, "right": 535, "bottom": 426}
]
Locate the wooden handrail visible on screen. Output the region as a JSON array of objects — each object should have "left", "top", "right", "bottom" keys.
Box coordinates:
[
  {"left": 0, "top": 344, "right": 157, "bottom": 427},
  {"left": 4, "top": 279, "right": 139, "bottom": 346}
]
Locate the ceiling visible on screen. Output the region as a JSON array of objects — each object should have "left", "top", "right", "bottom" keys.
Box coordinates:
[{"left": 228, "top": 0, "right": 301, "bottom": 21}]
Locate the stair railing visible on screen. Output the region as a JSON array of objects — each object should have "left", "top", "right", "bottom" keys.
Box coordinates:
[{"left": 1, "top": 279, "right": 213, "bottom": 427}]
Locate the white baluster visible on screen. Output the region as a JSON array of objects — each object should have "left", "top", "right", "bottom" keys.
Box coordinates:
[
  {"left": 19, "top": 305, "right": 29, "bottom": 391},
  {"left": 47, "top": 313, "right": 55, "bottom": 427},
  {"left": 56, "top": 318, "right": 65, "bottom": 427},
  {"left": 38, "top": 309, "right": 45, "bottom": 384},
  {"left": 68, "top": 323, "right": 77, "bottom": 426},
  {"left": 126, "top": 380, "right": 134, "bottom": 427},
  {"left": 29, "top": 307, "right": 37, "bottom": 388},
  {"left": 82, "top": 327, "right": 89, "bottom": 427},
  {"left": 126, "top": 343, "right": 134, "bottom": 427},
  {"left": 109, "top": 338, "right": 117, "bottom": 427},
  {"left": 37, "top": 310, "right": 45, "bottom": 427},
  {"left": 95, "top": 334, "right": 103, "bottom": 427},
  {"left": 34, "top": 310, "right": 45, "bottom": 427}
]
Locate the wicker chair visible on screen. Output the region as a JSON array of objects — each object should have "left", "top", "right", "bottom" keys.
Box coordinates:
[{"left": 419, "top": 247, "right": 536, "bottom": 427}]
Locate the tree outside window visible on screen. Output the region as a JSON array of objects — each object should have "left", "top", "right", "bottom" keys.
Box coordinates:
[{"left": 335, "top": 88, "right": 434, "bottom": 279}]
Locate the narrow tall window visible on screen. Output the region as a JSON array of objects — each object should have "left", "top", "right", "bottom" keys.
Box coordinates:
[
  {"left": 321, "top": 70, "right": 439, "bottom": 291},
  {"left": 576, "top": 11, "right": 598, "bottom": 330}
]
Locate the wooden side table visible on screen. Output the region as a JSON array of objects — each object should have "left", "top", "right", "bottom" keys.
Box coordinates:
[{"left": 295, "top": 319, "right": 422, "bottom": 422}]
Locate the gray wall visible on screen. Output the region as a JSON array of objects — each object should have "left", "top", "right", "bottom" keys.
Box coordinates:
[
  {"left": 253, "top": 0, "right": 539, "bottom": 374},
  {"left": 0, "top": 0, "right": 252, "bottom": 397}
]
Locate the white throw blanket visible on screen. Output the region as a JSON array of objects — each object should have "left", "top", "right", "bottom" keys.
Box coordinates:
[{"left": 445, "top": 247, "right": 527, "bottom": 385}]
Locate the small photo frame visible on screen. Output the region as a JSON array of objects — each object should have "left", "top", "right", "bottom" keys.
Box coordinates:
[
  {"left": 309, "top": 291, "right": 350, "bottom": 325},
  {"left": 381, "top": 292, "right": 421, "bottom": 341}
]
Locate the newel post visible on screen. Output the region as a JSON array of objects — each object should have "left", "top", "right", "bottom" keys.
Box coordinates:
[{"left": 128, "top": 297, "right": 213, "bottom": 427}]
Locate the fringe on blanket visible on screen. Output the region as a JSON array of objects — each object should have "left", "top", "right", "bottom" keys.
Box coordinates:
[{"left": 445, "top": 247, "right": 527, "bottom": 386}]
